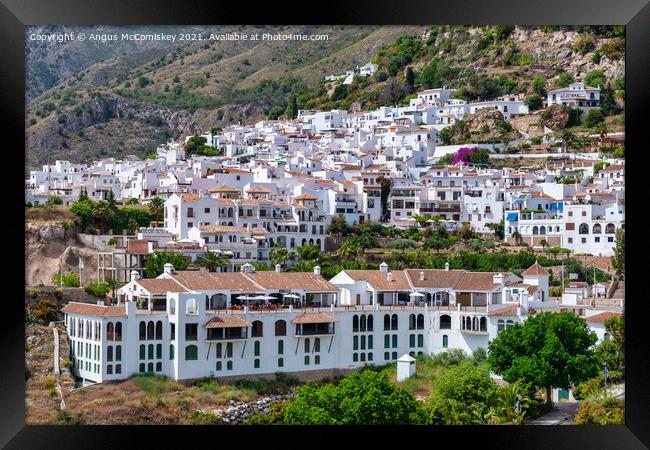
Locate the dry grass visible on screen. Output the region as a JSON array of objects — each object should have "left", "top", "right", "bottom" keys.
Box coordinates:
[{"left": 25, "top": 206, "right": 75, "bottom": 224}]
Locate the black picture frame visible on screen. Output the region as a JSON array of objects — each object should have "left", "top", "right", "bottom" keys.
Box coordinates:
[{"left": 2, "top": 0, "right": 649, "bottom": 447}]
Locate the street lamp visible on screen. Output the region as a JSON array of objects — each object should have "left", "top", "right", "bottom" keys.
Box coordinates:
[{"left": 603, "top": 362, "right": 609, "bottom": 387}]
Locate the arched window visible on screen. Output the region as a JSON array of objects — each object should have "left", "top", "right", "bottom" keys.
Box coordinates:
[
  {"left": 314, "top": 338, "right": 320, "bottom": 352},
  {"left": 579, "top": 223, "right": 589, "bottom": 234},
  {"left": 148, "top": 363, "right": 154, "bottom": 373},
  {"left": 368, "top": 335, "right": 373, "bottom": 349},
  {"left": 185, "top": 345, "right": 198, "bottom": 360},
  {"left": 186, "top": 298, "right": 198, "bottom": 315},
  {"left": 216, "top": 343, "right": 222, "bottom": 358},
  {"left": 155, "top": 321, "right": 163, "bottom": 340},
  {"left": 107, "top": 346, "right": 113, "bottom": 362},
  {"left": 392, "top": 351, "right": 397, "bottom": 360},
  {"left": 226, "top": 343, "right": 233, "bottom": 358},
  {"left": 116, "top": 345, "right": 122, "bottom": 361},
  {"left": 497, "top": 319, "right": 505, "bottom": 334},
  {"left": 384, "top": 335, "right": 390, "bottom": 348},
  {"left": 353, "top": 335, "right": 359, "bottom": 350},
  {"left": 252, "top": 321, "right": 263, "bottom": 337},
  {"left": 392, "top": 335, "right": 398, "bottom": 348},
  {"left": 116, "top": 364, "right": 121, "bottom": 374},
  {"left": 139, "top": 322, "right": 146, "bottom": 340},
  {"left": 139, "top": 363, "right": 145, "bottom": 373},
  {"left": 480, "top": 317, "right": 487, "bottom": 332},
  {"left": 254, "top": 359, "right": 260, "bottom": 368},
  {"left": 353, "top": 353, "right": 358, "bottom": 362},
  {"left": 540, "top": 226, "right": 546, "bottom": 235},
  {"left": 593, "top": 224, "right": 602, "bottom": 234},
  {"left": 367, "top": 315, "right": 374, "bottom": 331},
  {"left": 226, "top": 361, "right": 233, "bottom": 370},
  {"left": 170, "top": 344, "right": 175, "bottom": 360},
  {"left": 360, "top": 315, "right": 367, "bottom": 332},
  {"left": 107, "top": 322, "right": 114, "bottom": 341},
  {"left": 216, "top": 361, "right": 222, "bottom": 371},
  {"left": 360, "top": 353, "right": 366, "bottom": 362},
  {"left": 148, "top": 344, "right": 154, "bottom": 359},
  {"left": 506, "top": 320, "right": 514, "bottom": 329},
  {"left": 408, "top": 314, "right": 416, "bottom": 330},
  {"left": 107, "top": 365, "right": 113, "bottom": 375},
  {"left": 472, "top": 317, "right": 478, "bottom": 331},
  {"left": 304, "top": 338, "right": 310, "bottom": 353},
  {"left": 440, "top": 314, "right": 451, "bottom": 330},
  {"left": 115, "top": 322, "right": 122, "bottom": 341},
  {"left": 418, "top": 334, "right": 424, "bottom": 347},
  {"left": 315, "top": 355, "right": 320, "bottom": 365},
  {"left": 156, "top": 344, "right": 162, "bottom": 359},
  {"left": 254, "top": 341, "right": 261, "bottom": 356},
  {"left": 442, "top": 335, "right": 448, "bottom": 348},
  {"left": 156, "top": 362, "right": 162, "bottom": 372},
  {"left": 353, "top": 315, "right": 359, "bottom": 332},
  {"left": 139, "top": 344, "right": 145, "bottom": 359},
  {"left": 275, "top": 320, "right": 286, "bottom": 336},
  {"left": 169, "top": 298, "right": 175, "bottom": 315},
  {"left": 147, "top": 321, "right": 154, "bottom": 340},
  {"left": 409, "top": 334, "right": 415, "bottom": 347},
  {"left": 391, "top": 314, "right": 398, "bottom": 330},
  {"left": 304, "top": 355, "right": 310, "bottom": 365},
  {"left": 383, "top": 314, "right": 390, "bottom": 331},
  {"left": 605, "top": 223, "right": 615, "bottom": 234},
  {"left": 278, "top": 340, "right": 284, "bottom": 355},
  {"left": 278, "top": 358, "right": 284, "bottom": 367},
  {"left": 360, "top": 335, "right": 366, "bottom": 350},
  {"left": 532, "top": 226, "right": 539, "bottom": 235},
  {"left": 384, "top": 352, "right": 390, "bottom": 360},
  {"left": 465, "top": 316, "right": 472, "bottom": 330},
  {"left": 417, "top": 314, "right": 424, "bottom": 330}
]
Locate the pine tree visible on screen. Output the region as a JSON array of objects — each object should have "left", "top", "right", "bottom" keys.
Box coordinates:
[
  {"left": 78, "top": 187, "right": 88, "bottom": 202},
  {"left": 285, "top": 94, "right": 298, "bottom": 120},
  {"left": 612, "top": 229, "right": 624, "bottom": 277}
]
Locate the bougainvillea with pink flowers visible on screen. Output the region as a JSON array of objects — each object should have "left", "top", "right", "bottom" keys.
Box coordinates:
[{"left": 451, "top": 146, "right": 479, "bottom": 165}]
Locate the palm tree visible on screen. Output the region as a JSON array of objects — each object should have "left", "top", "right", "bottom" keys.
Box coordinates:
[
  {"left": 556, "top": 129, "right": 577, "bottom": 154},
  {"left": 195, "top": 251, "right": 230, "bottom": 272},
  {"left": 511, "top": 229, "right": 523, "bottom": 246},
  {"left": 497, "top": 382, "right": 532, "bottom": 424},
  {"left": 106, "top": 277, "right": 118, "bottom": 304},
  {"left": 92, "top": 200, "right": 115, "bottom": 234},
  {"left": 148, "top": 197, "right": 164, "bottom": 223},
  {"left": 336, "top": 240, "right": 363, "bottom": 261},
  {"left": 539, "top": 239, "right": 548, "bottom": 252},
  {"left": 595, "top": 123, "right": 609, "bottom": 148},
  {"left": 296, "top": 244, "right": 320, "bottom": 262},
  {"left": 270, "top": 245, "right": 293, "bottom": 268}
]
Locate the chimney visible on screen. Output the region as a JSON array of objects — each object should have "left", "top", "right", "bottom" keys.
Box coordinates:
[
  {"left": 419, "top": 271, "right": 425, "bottom": 281},
  {"left": 163, "top": 263, "right": 174, "bottom": 275},
  {"left": 313, "top": 265, "right": 321, "bottom": 276},
  {"left": 387, "top": 272, "right": 393, "bottom": 282},
  {"left": 379, "top": 262, "right": 389, "bottom": 272},
  {"left": 493, "top": 273, "right": 505, "bottom": 286},
  {"left": 445, "top": 262, "right": 450, "bottom": 272},
  {"left": 130, "top": 270, "right": 140, "bottom": 282},
  {"left": 275, "top": 264, "right": 282, "bottom": 273}
]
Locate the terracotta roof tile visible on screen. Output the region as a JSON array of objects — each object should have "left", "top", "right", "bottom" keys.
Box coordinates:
[
  {"left": 522, "top": 262, "right": 549, "bottom": 276},
  {"left": 203, "top": 315, "right": 252, "bottom": 328},
  {"left": 61, "top": 302, "right": 126, "bottom": 317},
  {"left": 586, "top": 311, "right": 622, "bottom": 324},
  {"left": 291, "top": 313, "right": 338, "bottom": 324}
]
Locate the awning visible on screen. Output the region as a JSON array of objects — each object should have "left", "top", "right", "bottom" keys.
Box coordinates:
[
  {"left": 506, "top": 213, "right": 519, "bottom": 222},
  {"left": 203, "top": 315, "right": 252, "bottom": 328}
]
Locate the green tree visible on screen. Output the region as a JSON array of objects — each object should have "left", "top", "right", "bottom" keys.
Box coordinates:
[
  {"left": 531, "top": 76, "right": 547, "bottom": 97},
  {"left": 584, "top": 69, "right": 607, "bottom": 88},
  {"left": 77, "top": 187, "right": 88, "bottom": 202},
  {"left": 424, "top": 236, "right": 451, "bottom": 253},
  {"left": 428, "top": 360, "right": 498, "bottom": 424},
  {"left": 488, "top": 312, "right": 599, "bottom": 404},
  {"left": 106, "top": 277, "right": 118, "bottom": 303},
  {"left": 337, "top": 239, "right": 363, "bottom": 260},
  {"left": 284, "top": 370, "right": 426, "bottom": 425},
  {"left": 70, "top": 199, "right": 94, "bottom": 231},
  {"left": 554, "top": 71, "right": 575, "bottom": 88},
  {"left": 194, "top": 251, "right": 230, "bottom": 272},
  {"left": 32, "top": 299, "right": 58, "bottom": 324},
  {"left": 84, "top": 281, "right": 110, "bottom": 297},
  {"left": 405, "top": 67, "right": 415, "bottom": 89},
  {"left": 296, "top": 244, "right": 321, "bottom": 261},
  {"left": 52, "top": 272, "right": 80, "bottom": 288},
  {"left": 144, "top": 252, "right": 190, "bottom": 278},
  {"left": 495, "top": 381, "right": 533, "bottom": 424},
  {"left": 612, "top": 230, "right": 624, "bottom": 276},
  {"left": 524, "top": 95, "right": 543, "bottom": 111},
  {"left": 270, "top": 245, "right": 293, "bottom": 268},
  {"left": 327, "top": 215, "right": 351, "bottom": 235},
  {"left": 584, "top": 109, "right": 605, "bottom": 128},
  {"left": 91, "top": 200, "right": 116, "bottom": 234},
  {"left": 285, "top": 94, "right": 298, "bottom": 119},
  {"left": 148, "top": 197, "right": 164, "bottom": 222},
  {"left": 485, "top": 220, "right": 505, "bottom": 240},
  {"left": 47, "top": 195, "right": 63, "bottom": 205}
]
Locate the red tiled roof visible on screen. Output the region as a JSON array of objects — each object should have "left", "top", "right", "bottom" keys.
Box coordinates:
[
  {"left": 61, "top": 302, "right": 126, "bottom": 317},
  {"left": 203, "top": 315, "right": 252, "bottom": 328},
  {"left": 586, "top": 311, "right": 622, "bottom": 324},
  {"left": 291, "top": 313, "right": 338, "bottom": 324}
]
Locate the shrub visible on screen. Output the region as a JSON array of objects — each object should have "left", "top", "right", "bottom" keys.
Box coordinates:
[
  {"left": 584, "top": 108, "right": 605, "bottom": 127},
  {"left": 573, "top": 377, "right": 604, "bottom": 400},
  {"left": 244, "top": 400, "right": 290, "bottom": 425},
  {"left": 584, "top": 70, "right": 607, "bottom": 88},
  {"left": 32, "top": 299, "right": 58, "bottom": 324},
  {"left": 50, "top": 410, "right": 84, "bottom": 425},
  {"left": 599, "top": 39, "right": 624, "bottom": 60},
  {"left": 524, "top": 95, "right": 543, "bottom": 111},
  {"left": 572, "top": 35, "right": 596, "bottom": 54},
  {"left": 575, "top": 396, "right": 624, "bottom": 424},
  {"left": 63, "top": 359, "right": 74, "bottom": 369},
  {"left": 190, "top": 410, "right": 222, "bottom": 425},
  {"left": 52, "top": 272, "right": 80, "bottom": 287},
  {"left": 84, "top": 281, "right": 110, "bottom": 297}
]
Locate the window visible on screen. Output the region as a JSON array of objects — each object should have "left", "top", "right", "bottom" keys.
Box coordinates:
[
  {"left": 304, "top": 339, "right": 310, "bottom": 353},
  {"left": 139, "top": 344, "right": 145, "bottom": 360},
  {"left": 227, "top": 361, "right": 233, "bottom": 370},
  {"left": 148, "top": 363, "right": 154, "bottom": 372},
  {"left": 392, "top": 335, "right": 398, "bottom": 348},
  {"left": 252, "top": 321, "right": 263, "bottom": 337},
  {"left": 116, "top": 364, "right": 121, "bottom": 374},
  {"left": 278, "top": 340, "right": 284, "bottom": 355},
  {"left": 170, "top": 344, "right": 175, "bottom": 360},
  {"left": 368, "top": 335, "right": 373, "bottom": 349},
  {"left": 440, "top": 314, "right": 451, "bottom": 330},
  {"left": 275, "top": 320, "right": 287, "bottom": 336},
  {"left": 497, "top": 320, "right": 505, "bottom": 334},
  {"left": 418, "top": 334, "right": 424, "bottom": 347},
  {"left": 384, "top": 335, "right": 390, "bottom": 348},
  {"left": 304, "top": 355, "right": 310, "bottom": 365},
  {"left": 156, "top": 362, "right": 162, "bottom": 372},
  {"left": 579, "top": 223, "right": 589, "bottom": 234},
  {"left": 353, "top": 335, "right": 359, "bottom": 350},
  {"left": 139, "top": 363, "right": 145, "bottom": 373},
  {"left": 186, "top": 298, "right": 198, "bottom": 315},
  {"left": 139, "top": 321, "right": 146, "bottom": 340},
  {"left": 314, "top": 338, "right": 320, "bottom": 352},
  {"left": 226, "top": 343, "right": 233, "bottom": 358},
  {"left": 353, "top": 315, "right": 359, "bottom": 332},
  {"left": 254, "top": 341, "right": 261, "bottom": 356},
  {"left": 409, "top": 334, "right": 415, "bottom": 347},
  {"left": 367, "top": 315, "right": 374, "bottom": 331},
  {"left": 353, "top": 353, "right": 358, "bottom": 362},
  {"left": 392, "top": 352, "right": 397, "bottom": 360},
  {"left": 278, "top": 358, "right": 284, "bottom": 367},
  {"left": 409, "top": 314, "right": 416, "bottom": 330},
  {"left": 185, "top": 323, "right": 198, "bottom": 341},
  {"left": 107, "top": 322, "right": 114, "bottom": 341},
  {"left": 107, "top": 346, "right": 113, "bottom": 362},
  {"left": 107, "top": 365, "right": 113, "bottom": 375},
  {"left": 156, "top": 344, "right": 162, "bottom": 359},
  {"left": 185, "top": 345, "right": 198, "bottom": 360},
  {"left": 417, "top": 314, "right": 424, "bottom": 330},
  {"left": 442, "top": 335, "right": 448, "bottom": 348},
  {"left": 147, "top": 321, "right": 154, "bottom": 340},
  {"left": 360, "top": 315, "right": 367, "bottom": 332},
  {"left": 384, "top": 314, "right": 390, "bottom": 331},
  {"left": 315, "top": 355, "right": 320, "bottom": 365},
  {"left": 155, "top": 321, "right": 163, "bottom": 340},
  {"left": 116, "top": 345, "right": 122, "bottom": 361},
  {"left": 360, "top": 335, "right": 366, "bottom": 350},
  {"left": 384, "top": 352, "right": 390, "bottom": 360},
  {"left": 170, "top": 323, "right": 175, "bottom": 340},
  {"left": 169, "top": 299, "right": 176, "bottom": 315},
  {"left": 391, "top": 314, "right": 398, "bottom": 330},
  {"left": 254, "top": 359, "right": 260, "bottom": 369},
  {"left": 148, "top": 344, "right": 154, "bottom": 359}
]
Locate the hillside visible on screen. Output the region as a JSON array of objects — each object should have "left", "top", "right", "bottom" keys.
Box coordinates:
[{"left": 25, "top": 25, "right": 624, "bottom": 168}]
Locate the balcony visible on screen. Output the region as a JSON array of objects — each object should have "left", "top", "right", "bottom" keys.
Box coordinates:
[
  {"left": 295, "top": 323, "right": 335, "bottom": 336},
  {"left": 206, "top": 328, "right": 248, "bottom": 341}
]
